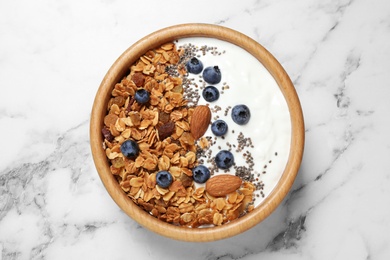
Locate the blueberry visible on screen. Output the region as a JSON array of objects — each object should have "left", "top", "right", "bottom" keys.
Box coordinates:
[
  {"left": 186, "top": 57, "right": 203, "bottom": 74},
  {"left": 231, "top": 104, "right": 251, "bottom": 125},
  {"left": 156, "top": 171, "right": 173, "bottom": 188},
  {"left": 192, "top": 165, "right": 210, "bottom": 184},
  {"left": 203, "top": 66, "right": 222, "bottom": 84},
  {"left": 215, "top": 150, "right": 234, "bottom": 169},
  {"left": 120, "top": 140, "right": 139, "bottom": 159},
  {"left": 135, "top": 89, "right": 150, "bottom": 104},
  {"left": 211, "top": 120, "right": 228, "bottom": 136},
  {"left": 202, "top": 86, "right": 220, "bottom": 102}
]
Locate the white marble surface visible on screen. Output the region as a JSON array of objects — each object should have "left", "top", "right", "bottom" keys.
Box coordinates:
[{"left": 1, "top": 0, "right": 390, "bottom": 259}]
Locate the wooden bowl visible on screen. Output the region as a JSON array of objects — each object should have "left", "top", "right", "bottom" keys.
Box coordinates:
[{"left": 90, "top": 23, "right": 304, "bottom": 242}]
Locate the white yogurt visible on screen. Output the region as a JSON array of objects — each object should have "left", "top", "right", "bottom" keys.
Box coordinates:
[{"left": 177, "top": 37, "right": 291, "bottom": 207}]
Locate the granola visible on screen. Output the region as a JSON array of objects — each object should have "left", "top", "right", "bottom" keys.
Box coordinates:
[{"left": 102, "top": 42, "right": 255, "bottom": 227}]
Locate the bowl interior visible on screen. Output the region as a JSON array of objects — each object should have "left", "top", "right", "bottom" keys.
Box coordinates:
[{"left": 90, "top": 23, "right": 304, "bottom": 242}]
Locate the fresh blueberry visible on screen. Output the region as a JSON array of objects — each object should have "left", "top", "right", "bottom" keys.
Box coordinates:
[
  {"left": 203, "top": 66, "right": 222, "bottom": 84},
  {"left": 186, "top": 57, "right": 203, "bottom": 74},
  {"left": 215, "top": 150, "right": 234, "bottom": 169},
  {"left": 135, "top": 89, "right": 150, "bottom": 104},
  {"left": 202, "top": 86, "right": 220, "bottom": 102},
  {"left": 156, "top": 170, "right": 173, "bottom": 188},
  {"left": 120, "top": 140, "right": 139, "bottom": 159},
  {"left": 231, "top": 104, "right": 251, "bottom": 125},
  {"left": 192, "top": 165, "right": 211, "bottom": 184},
  {"left": 211, "top": 120, "right": 228, "bottom": 136}
]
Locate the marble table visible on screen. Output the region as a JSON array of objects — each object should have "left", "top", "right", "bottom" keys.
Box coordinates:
[{"left": 1, "top": 0, "right": 390, "bottom": 259}]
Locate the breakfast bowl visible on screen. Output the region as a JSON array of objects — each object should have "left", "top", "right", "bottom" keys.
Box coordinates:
[{"left": 90, "top": 23, "right": 304, "bottom": 242}]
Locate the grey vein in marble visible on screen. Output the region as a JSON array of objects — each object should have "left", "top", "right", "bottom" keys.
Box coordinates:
[{"left": 1, "top": 0, "right": 390, "bottom": 259}]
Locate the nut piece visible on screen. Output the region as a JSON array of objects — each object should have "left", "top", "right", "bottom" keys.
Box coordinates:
[
  {"left": 104, "top": 114, "right": 118, "bottom": 127},
  {"left": 205, "top": 174, "right": 242, "bottom": 197},
  {"left": 190, "top": 105, "right": 211, "bottom": 140},
  {"left": 132, "top": 72, "right": 145, "bottom": 87},
  {"left": 157, "top": 121, "right": 175, "bottom": 140}
]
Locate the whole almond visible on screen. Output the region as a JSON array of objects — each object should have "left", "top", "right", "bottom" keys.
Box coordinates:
[
  {"left": 190, "top": 105, "right": 211, "bottom": 139},
  {"left": 205, "top": 174, "right": 242, "bottom": 197}
]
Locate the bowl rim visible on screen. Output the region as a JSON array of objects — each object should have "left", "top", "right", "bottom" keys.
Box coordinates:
[{"left": 90, "top": 23, "right": 304, "bottom": 242}]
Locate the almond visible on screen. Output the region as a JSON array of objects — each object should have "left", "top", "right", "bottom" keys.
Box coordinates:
[
  {"left": 190, "top": 105, "right": 211, "bottom": 139},
  {"left": 205, "top": 174, "right": 242, "bottom": 197}
]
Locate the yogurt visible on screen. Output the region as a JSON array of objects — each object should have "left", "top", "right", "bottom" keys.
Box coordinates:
[{"left": 177, "top": 37, "right": 291, "bottom": 207}]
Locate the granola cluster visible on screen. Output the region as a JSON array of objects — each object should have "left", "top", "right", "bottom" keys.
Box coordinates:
[{"left": 102, "top": 42, "right": 255, "bottom": 227}]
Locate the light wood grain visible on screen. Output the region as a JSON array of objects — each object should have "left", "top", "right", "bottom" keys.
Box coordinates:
[{"left": 90, "top": 23, "right": 304, "bottom": 242}]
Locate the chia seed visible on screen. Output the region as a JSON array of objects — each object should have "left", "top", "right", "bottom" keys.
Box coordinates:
[
  {"left": 211, "top": 105, "right": 222, "bottom": 113},
  {"left": 236, "top": 132, "right": 254, "bottom": 153},
  {"left": 234, "top": 166, "right": 254, "bottom": 182},
  {"left": 224, "top": 106, "right": 232, "bottom": 116}
]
